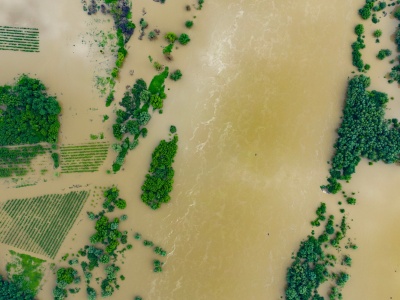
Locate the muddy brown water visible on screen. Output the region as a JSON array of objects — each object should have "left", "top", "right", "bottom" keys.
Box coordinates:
[{"left": 0, "top": 0, "right": 399, "bottom": 299}]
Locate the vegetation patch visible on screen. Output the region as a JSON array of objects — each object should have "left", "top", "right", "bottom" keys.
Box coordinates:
[
  {"left": 0, "top": 191, "right": 90, "bottom": 258},
  {"left": 0, "top": 145, "right": 47, "bottom": 178},
  {"left": 60, "top": 142, "right": 109, "bottom": 173},
  {"left": 6, "top": 250, "right": 46, "bottom": 297},
  {"left": 141, "top": 135, "right": 178, "bottom": 209},
  {"left": 82, "top": 0, "right": 135, "bottom": 106},
  {"left": 0, "top": 26, "right": 39, "bottom": 53}
]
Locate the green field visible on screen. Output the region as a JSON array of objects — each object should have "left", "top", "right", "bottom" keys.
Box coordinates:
[
  {"left": 0, "top": 191, "right": 90, "bottom": 259},
  {"left": 60, "top": 142, "right": 109, "bottom": 173},
  {"left": 0, "top": 26, "right": 39, "bottom": 53}
]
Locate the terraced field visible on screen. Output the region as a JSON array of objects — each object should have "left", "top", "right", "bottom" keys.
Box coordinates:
[
  {"left": 60, "top": 142, "right": 109, "bottom": 173},
  {"left": 0, "top": 191, "right": 90, "bottom": 259},
  {"left": 0, "top": 26, "right": 39, "bottom": 52},
  {"left": 0, "top": 145, "right": 47, "bottom": 178}
]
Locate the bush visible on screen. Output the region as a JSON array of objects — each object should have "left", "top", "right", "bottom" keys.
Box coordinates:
[
  {"left": 115, "top": 198, "right": 127, "bottom": 209},
  {"left": 148, "top": 31, "right": 156, "bottom": 40},
  {"left": 178, "top": 33, "right": 191, "bottom": 45},
  {"left": 354, "top": 24, "right": 364, "bottom": 36},
  {"left": 163, "top": 43, "right": 174, "bottom": 55},
  {"left": 153, "top": 61, "right": 164, "bottom": 71},
  {"left": 376, "top": 49, "right": 392, "bottom": 60},
  {"left": 395, "top": 6, "right": 400, "bottom": 20},
  {"left": 164, "top": 32, "right": 177, "bottom": 43},
  {"left": 51, "top": 153, "right": 60, "bottom": 169},
  {"left": 170, "top": 69, "right": 182, "bottom": 81},
  {"left": 346, "top": 197, "right": 356, "bottom": 205},
  {"left": 185, "top": 20, "right": 194, "bottom": 28},
  {"left": 373, "top": 29, "right": 382, "bottom": 38},
  {"left": 358, "top": 2, "right": 373, "bottom": 19}
]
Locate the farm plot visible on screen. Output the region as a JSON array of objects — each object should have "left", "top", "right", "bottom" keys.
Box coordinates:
[
  {"left": 0, "top": 145, "right": 47, "bottom": 178},
  {"left": 0, "top": 190, "right": 90, "bottom": 259},
  {"left": 0, "top": 26, "right": 39, "bottom": 52},
  {"left": 60, "top": 142, "right": 109, "bottom": 173}
]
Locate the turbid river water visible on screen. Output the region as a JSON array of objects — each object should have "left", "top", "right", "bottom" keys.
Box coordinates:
[{"left": 0, "top": 0, "right": 400, "bottom": 299}]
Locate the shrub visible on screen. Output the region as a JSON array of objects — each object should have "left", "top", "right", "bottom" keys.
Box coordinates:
[
  {"left": 148, "top": 31, "right": 156, "bottom": 40},
  {"left": 185, "top": 20, "right": 194, "bottom": 28},
  {"left": 139, "top": 19, "right": 148, "bottom": 29},
  {"left": 115, "top": 198, "right": 127, "bottom": 209},
  {"left": 170, "top": 69, "right": 182, "bottom": 81},
  {"left": 395, "top": 6, "right": 400, "bottom": 20},
  {"left": 153, "top": 61, "right": 164, "bottom": 71},
  {"left": 51, "top": 153, "right": 60, "bottom": 169},
  {"left": 164, "top": 32, "right": 177, "bottom": 43},
  {"left": 178, "top": 33, "right": 191, "bottom": 45},
  {"left": 354, "top": 24, "right": 364, "bottom": 36},
  {"left": 358, "top": 2, "right": 373, "bottom": 19},
  {"left": 342, "top": 255, "right": 352, "bottom": 266},
  {"left": 346, "top": 197, "right": 356, "bottom": 205},
  {"left": 163, "top": 43, "right": 174, "bottom": 55},
  {"left": 376, "top": 49, "right": 392, "bottom": 60},
  {"left": 373, "top": 29, "right": 382, "bottom": 37}
]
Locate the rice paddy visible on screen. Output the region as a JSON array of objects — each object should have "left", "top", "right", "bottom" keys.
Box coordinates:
[
  {"left": 0, "top": 26, "right": 39, "bottom": 53},
  {"left": 0, "top": 190, "right": 90, "bottom": 259},
  {"left": 60, "top": 142, "right": 109, "bottom": 173}
]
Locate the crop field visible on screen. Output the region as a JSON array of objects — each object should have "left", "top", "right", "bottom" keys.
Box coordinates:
[
  {"left": 60, "top": 142, "right": 109, "bottom": 173},
  {"left": 0, "top": 26, "right": 39, "bottom": 52},
  {"left": 0, "top": 190, "right": 90, "bottom": 259},
  {"left": 0, "top": 145, "right": 47, "bottom": 178}
]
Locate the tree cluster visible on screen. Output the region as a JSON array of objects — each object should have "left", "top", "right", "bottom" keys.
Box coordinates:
[
  {"left": 141, "top": 135, "right": 178, "bottom": 209},
  {"left": 0, "top": 75, "right": 61, "bottom": 146},
  {"left": 376, "top": 48, "right": 391, "bottom": 60},
  {"left": 388, "top": 21, "right": 400, "bottom": 83},
  {"left": 358, "top": 0, "right": 374, "bottom": 20},
  {"left": 310, "top": 202, "right": 326, "bottom": 227},
  {"left": 285, "top": 205, "right": 353, "bottom": 300},
  {"left": 53, "top": 267, "right": 80, "bottom": 300},
  {"left": 111, "top": 70, "right": 169, "bottom": 173},
  {"left": 351, "top": 25, "right": 366, "bottom": 72},
  {"left": 0, "top": 276, "right": 34, "bottom": 300},
  {"left": 322, "top": 75, "right": 400, "bottom": 193}
]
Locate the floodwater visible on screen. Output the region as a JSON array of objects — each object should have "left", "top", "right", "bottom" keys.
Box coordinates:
[{"left": 0, "top": 0, "right": 400, "bottom": 299}]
